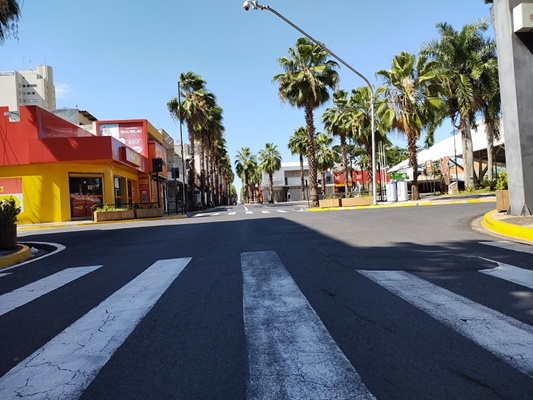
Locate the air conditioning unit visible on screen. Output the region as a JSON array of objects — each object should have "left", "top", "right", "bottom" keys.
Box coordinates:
[{"left": 513, "top": 3, "right": 533, "bottom": 33}]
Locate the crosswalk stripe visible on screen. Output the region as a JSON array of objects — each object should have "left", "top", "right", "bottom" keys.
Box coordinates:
[
  {"left": 228, "top": 212, "right": 236, "bottom": 215},
  {"left": 359, "top": 270, "right": 533, "bottom": 378},
  {"left": 212, "top": 213, "right": 220, "bottom": 216},
  {"left": 242, "top": 251, "right": 375, "bottom": 399},
  {"left": 479, "top": 260, "right": 533, "bottom": 290},
  {"left": 246, "top": 211, "right": 252, "bottom": 214},
  {"left": 480, "top": 241, "right": 533, "bottom": 255},
  {"left": 0, "top": 257, "right": 191, "bottom": 399},
  {"left": 0, "top": 273, "right": 11, "bottom": 278},
  {"left": 260, "top": 211, "right": 270, "bottom": 214},
  {"left": 277, "top": 210, "right": 288, "bottom": 213},
  {"left": 0, "top": 266, "right": 103, "bottom": 317}
]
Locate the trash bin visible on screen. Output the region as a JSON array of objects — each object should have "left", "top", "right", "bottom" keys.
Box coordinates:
[
  {"left": 386, "top": 182, "right": 397, "bottom": 202},
  {"left": 397, "top": 181, "right": 409, "bottom": 201}
]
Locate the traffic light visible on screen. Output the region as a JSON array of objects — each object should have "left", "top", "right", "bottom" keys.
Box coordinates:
[{"left": 152, "top": 158, "right": 163, "bottom": 173}]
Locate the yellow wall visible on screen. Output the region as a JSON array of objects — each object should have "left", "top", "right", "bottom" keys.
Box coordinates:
[{"left": 0, "top": 163, "right": 140, "bottom": 224}]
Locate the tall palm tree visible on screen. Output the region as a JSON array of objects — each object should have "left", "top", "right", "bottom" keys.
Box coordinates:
[
  {"left": 347, "top": 85, "right": 392, "bottom": 192},
  {"left": 421, "top": 20, "right": 495, "bottom": 188},
  {"left": 0, "top": 0, "right": 20, "bottom": 44},
  {"left": 167, "top": 71, "right": 213, "bottom": 210},
  {"left": 377, "top": 51, "right": 443, "bottom": 200},
  {"left": 315, "top": 133, "right": 335, "bottom": 197},
  {"left": 288, "top": 126, "right": 308, "bottom": 201},
  {"left": 322, "top": 90, "right": 352, "bottom": 194},
  {"left": 273, "top": 37, "right": 339, "bottom": 206},
  {"left": 234, "top": 147, "right": 257, "bottom": 203},
  {"left": 258, "top": 143, "right": 282, "bottom": 203}
]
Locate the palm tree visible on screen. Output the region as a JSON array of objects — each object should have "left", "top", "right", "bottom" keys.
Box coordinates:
[
  {"left": 273, "top": 37, "right": 339, "bottom": 206},
  {"left": 322, "top": 90, "right": 352, "bottom": 194},
  {"left": 288, "top": 126, "right": 308, "bottom": 201},
  {"left": 315, "top": 133, "right": 335, "bottom": 198},
  {"left": 0, "top": 0, "right": 20, "bottom": 44},
  {"left": 347, "top": 85, "right": 393, "bottom": 192},
  {"left": 234, "top": 147, "right": 257, "bottom": 203},
  {"left": 377, "top": 51, "right": 443, "bottom": 200},
  {"left": 258, "top": 143, "right": 282, "bottom": 203},
  {"left": 167, "top": 72, "right": 213, "bottom": 210},
  {"left": 421, "top": 20, "right": 495, "bottom": 188}
]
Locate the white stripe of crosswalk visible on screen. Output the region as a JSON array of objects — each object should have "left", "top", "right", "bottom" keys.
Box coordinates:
[
  {"left": 228, "top": 212, "right": 236, "bottom": 215},
  {"left": 242, "top": 251, "right": 375, "bottom": 399},
  {"left": 0, "top": 257, "right": 191, "bottom": 399},
  {"left": 359, "top": 270, "right": 533, "bottom": 378},
  {"left": 479, "top": 260, "right": 533, "bottom": 290},
  {"left": 0, "top": 273, "right": 11, "bottom": 278},
  {"left": 480, "top": 240, "right": 533, "bottom": 255},
  {"left": 260, "top": 210, "right": 270, "bottom": 214},
  {"left": 0, "top": 266, "right": 103, "bottom": 317}
]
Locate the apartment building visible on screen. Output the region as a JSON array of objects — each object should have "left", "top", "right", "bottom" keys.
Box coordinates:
[{"left": 0, "top": 64, "right": 56, "bottom": 117}]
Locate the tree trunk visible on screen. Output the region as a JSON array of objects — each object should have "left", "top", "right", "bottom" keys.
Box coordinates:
[
  {"left": 486, "top": 123, "right": 494, "bottom": 181},
  {"left": 461, "top": 116, "right": 475, "bottom": 188},
  {"left": 269, "top": 172, "right": 274, "bottom": 202},
  {"left": 299, "top": 154, "right": 306, "bottom": 201},
  {"left": 408, "top": 134, "right": 420, "bottom": 200},
  {"left": 341, "top": 133, "right": 349, "bottom": 194},
  {"left": 304, "top": 105, "right": 318, "bottom": 206},
  {"left": 187, "top": 123, "right": 197, "bottom": 210}
]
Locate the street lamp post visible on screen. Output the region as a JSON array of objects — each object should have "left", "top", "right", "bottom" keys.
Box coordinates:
[{"left": 243, "top": 1, "right": 377, "bottom": 205}]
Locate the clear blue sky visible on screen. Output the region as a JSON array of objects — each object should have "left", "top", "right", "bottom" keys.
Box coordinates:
[{"left": 3, "top": 0, "right": 493, "bottom": 190}]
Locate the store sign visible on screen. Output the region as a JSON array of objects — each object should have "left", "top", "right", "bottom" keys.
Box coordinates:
[
  {"left": 100, "top": 122, "right": 146, "bottom": 156},
  {"left": 391, "top": 172, "right": 407, "bottom": 180},
  {"left": 120, "top": 146, "right": 141, "bottom": 166}
]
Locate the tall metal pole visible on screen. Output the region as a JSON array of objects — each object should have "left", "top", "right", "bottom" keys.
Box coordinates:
[
  {"left": 245, "top": 2, "right": 377, "bottom": 205},
  {"left": 178, "top": 81, "right": 187, "bottom": 214},
  {"left": 453, "top": 129, "right": 459, "bottom": 185}
]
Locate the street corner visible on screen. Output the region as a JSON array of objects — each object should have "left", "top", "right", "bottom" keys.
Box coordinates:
[
  {"left": 482, "top": 209, "right": 533, "bottom": 244},
  {"left": 0, "top": 244, "right": 32, "bottom": 270}
]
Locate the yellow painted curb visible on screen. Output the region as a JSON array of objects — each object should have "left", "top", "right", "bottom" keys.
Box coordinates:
[
  {"left": 0, "top": 244, "right": 32, "bottom": 269},
  {"left": 482, "top": 210, "right": 533, "bottom": 243}
]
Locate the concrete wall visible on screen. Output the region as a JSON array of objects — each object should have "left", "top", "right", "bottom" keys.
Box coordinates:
[{"left": 493, "top": 0, "right": 533, "bottom": 215}]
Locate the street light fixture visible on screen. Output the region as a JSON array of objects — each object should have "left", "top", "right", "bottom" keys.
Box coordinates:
[{"left": 243, "top": 1, "right": 377, "bottom": 205}]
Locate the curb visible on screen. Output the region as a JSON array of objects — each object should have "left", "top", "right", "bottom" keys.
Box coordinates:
[
  {"left": 0, "top": 245, "right": 32, "bottom": 270},
  {"left": 482, "top": 210, "right": 533, "bottom": 243},
  {"left": 307, "top": 198, "right": 493, "bottom": 212}
]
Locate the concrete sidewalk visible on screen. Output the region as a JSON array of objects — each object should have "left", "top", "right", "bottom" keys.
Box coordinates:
[{"left": 1, "top": 193, "right": 532, "bottom": 269}]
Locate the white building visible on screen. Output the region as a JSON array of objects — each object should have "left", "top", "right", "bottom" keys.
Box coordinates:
[
  {"left": 260, "top": 161, "right": 334, "bottom": 202},
  {"left": 388, "top": 121, "right": 505, "bottom": 192},
  {"left": 0, "top": 64, "right": 56, "bottom": 118}
]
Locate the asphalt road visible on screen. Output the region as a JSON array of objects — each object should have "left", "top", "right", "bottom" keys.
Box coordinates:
[{"left": 1, "top": 202, "right": 532, "bottom": 399}]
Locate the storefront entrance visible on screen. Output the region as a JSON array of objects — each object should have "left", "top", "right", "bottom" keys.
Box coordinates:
[{"left": 69, "top": 175, "right": 103, "bottom": 218}]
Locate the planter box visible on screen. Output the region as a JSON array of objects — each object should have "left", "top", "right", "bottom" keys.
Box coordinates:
[
  {"left": 341, "top": 197, "right": 373, "bottom": 207},
  {"left": 495, "top": 190, "right": 509, "bottom": 212},
  {"left": 318, "top": 198, "right": 341, "bottom": 208},
  {"left": 134, "top": 207, "right": 164, "bottom": 219},
  {"left": 0, "top": 224, "right": 17, "bottom": 250},
  {"left": 93, "top": 209, "right": 134, "bottom": 222}
]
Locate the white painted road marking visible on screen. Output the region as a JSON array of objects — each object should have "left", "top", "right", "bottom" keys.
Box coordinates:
[
  {"left": 260, "top": 210, "right": 270, "bottom": 214},
  {"left": 0, "top": 266, "right": 103, "bottom": 317},
  {"left": 0, "top": 257, "right": 191, "bottom": 399},
  {"left": 228, "top": 212, "right": 236, "bottom": 215},
  {"left": 0, "top": 273, "right": 11, "bottom": 278},
  {"left": 242, "top": 251, "right": 375, "bottom": 399},
  {"left": 359, "top": 270, "right": 533, "bottom": 378},
  {"left": 245, "top": 211, "right": 253, "bottom": 215},
  {"left": 277, "top": 210, "right": 288, "bottom": 213},
  {"left": 480, "top": 241, "right": 533, "bottom": 255},
  {"left": 479, "top": 261, "right": 533, "bottom": 290}
]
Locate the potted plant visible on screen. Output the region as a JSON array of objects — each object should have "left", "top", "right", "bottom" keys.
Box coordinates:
[
  {"left": 0, "top": 196, "right": 22, "bottom": 250},
  {"left": 93, "top": 205, "right": 134, "bottom": 222},
  {"left": 318, "top": 194, "right": 341, "bottom": 208},
  {"left": 495, "top": 171, "right": 509, "bottom": 212}
]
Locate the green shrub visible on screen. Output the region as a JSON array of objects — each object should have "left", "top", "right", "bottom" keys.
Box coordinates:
[
  {"left": 0, "top": 197, "right": 21, "bottom": 224},
  {"left": 496, "top": 171, "right": 508, "bottom": 190}
]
